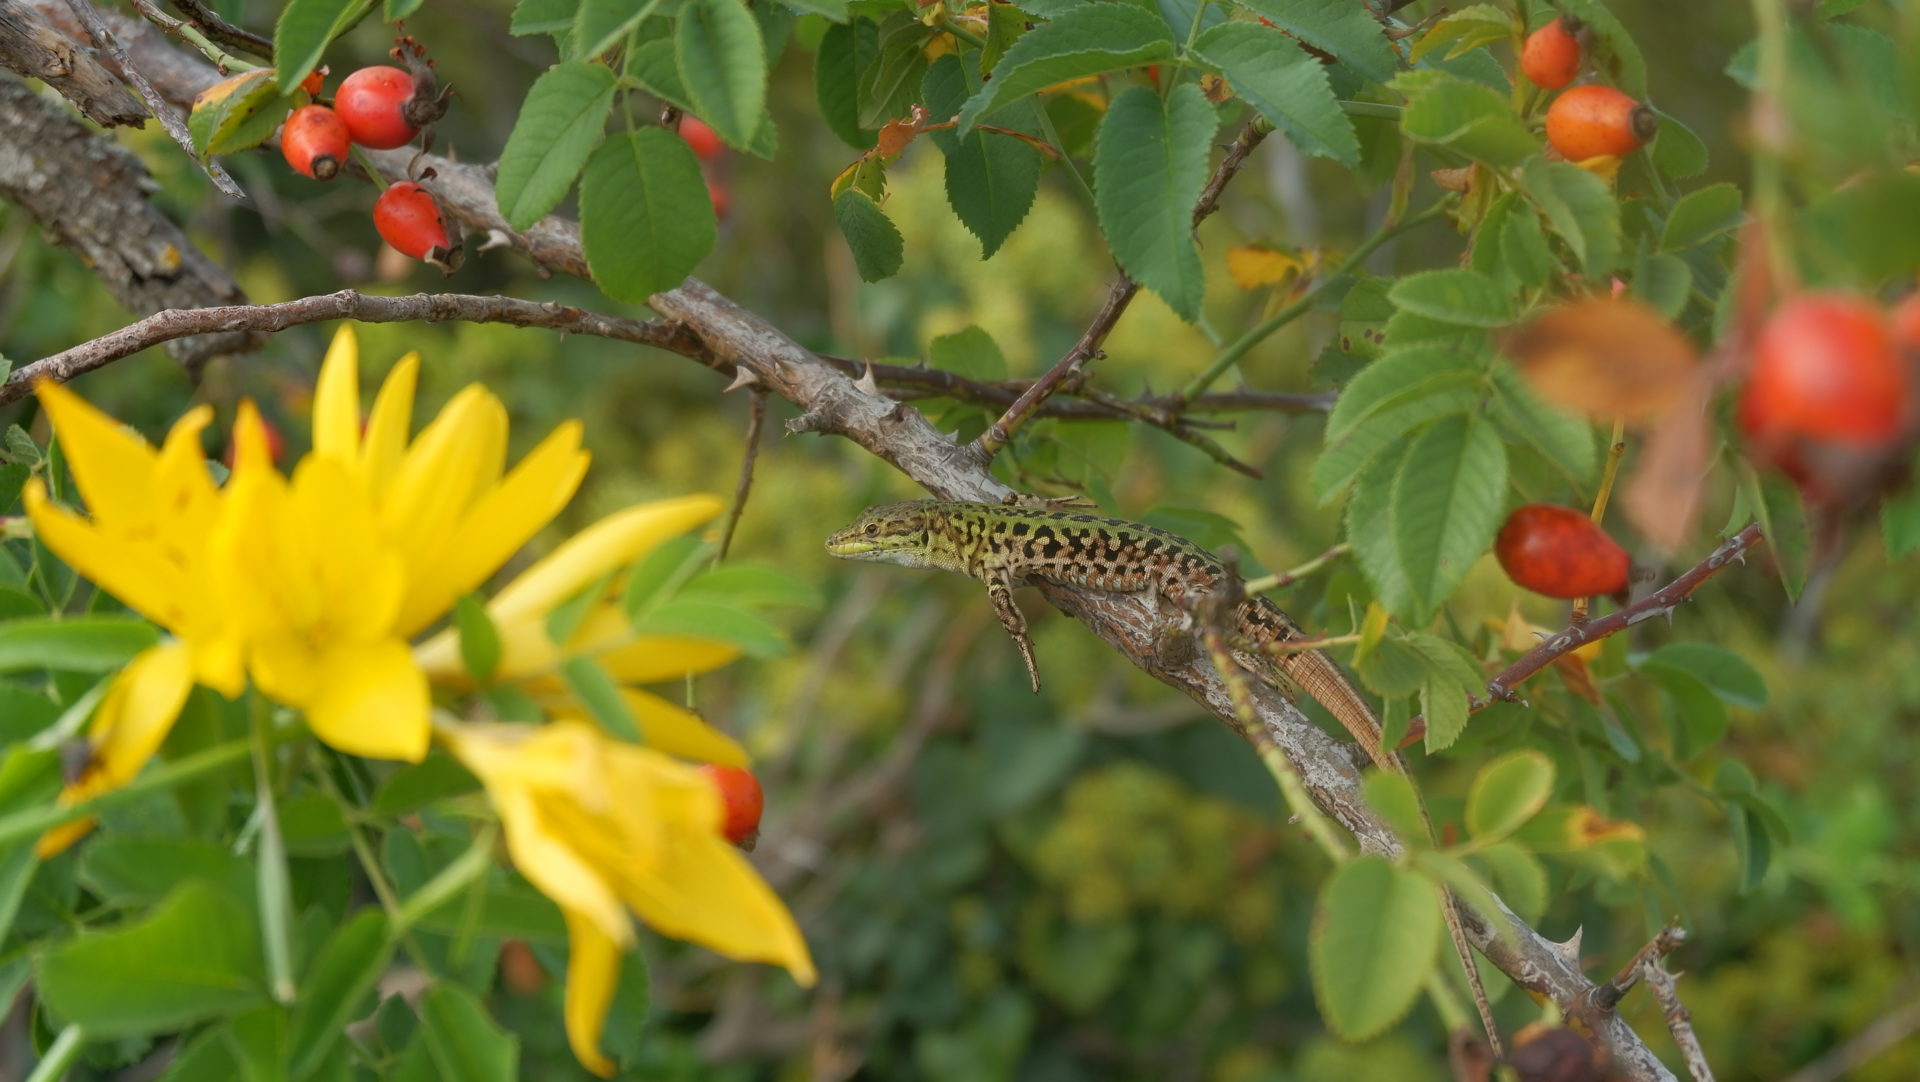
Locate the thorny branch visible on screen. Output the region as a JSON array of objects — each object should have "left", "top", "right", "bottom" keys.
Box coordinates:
[
  {"left": 162, "top": 0, "right": 270, "bottom": 60},
  {"left": 717, "top": 390, "right": 766, "bottom": 562},
  {"left": 1592, "top": 923, "right": 1687, "bottom": 1012},
  {"left": 968, "top": 120, "right": 1271, "bottom": 465},
  {"left": 1647, "top": 961, "right": 1715, "bottom": 1082}
]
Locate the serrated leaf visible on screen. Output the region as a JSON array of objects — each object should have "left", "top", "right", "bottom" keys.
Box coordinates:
[
  {"left": 858, "top": 17, "right": 931, "bottom": 129},
  {"left": 1638, "top": 642, "right": 1766, "bottom": 709},
  {"left": 1389, "top": 415, "right": 1506, "bottom": 622},
  {"left": 1314, "top": 377, "right": 1478, "bottom": 504},
  {"left": 511, "top": 0, "right": 579, "bottom": 39},
  {"left": 1660, "top": 182, "right": 1744, "bottom": 252},
  {"left": 288, "top": 910, "right": 392, "bottom": 1079},
  {"left": 679, "top": 564, "right": 822, "bottom": 609},
  {"left": 1409, "top": 4, "right": 1512, "bottom": 64},
  {"left": 1633, "top": 252, "right": 1692, "bottom": 320},
  {"left": 1347, "top": 443, "right": 1417, "bottom": 615},
  {"left": 1419, "top": 675, "right": 1471, "bottom": 751},
  {"left": 1238, "top": 0, "right": 1397, "bottom": 84},
  {"left": 1094, "top": 83, "right": 1216, "bottom": 321},
  {"left": 273, "top": 0, "right": 359, "bottom": 93},
  {"left": 929, "top": 324, "right": 1008, "bottom": 380},
  {"left": 1488, "top": 363, "right": 1597, "bottom": 484},
  {"left": 1465, "top": 750, "right": 1554, "bottom": 841},
  {"left": 579, "top": 129, "right": 716, "bottom": 302},
  {"left": 1388, "top": 269, "right": 1514, "bottom": 328},
  {"left": 816, "top": 19, "right": 876, "bottom": 149},
  {"left": 923, "top": 54, "right": 1042, "bottom": 257},
  {"left": 677, "top": 0, "right": 768, "bottom": 149},
  {"left": 630, "top": 600, "right": 787, "bottom": 657},
  {"left": 1311, "top": 856, "right": 1441, "bottom": 1040},
  {"left": 955, "top": 4, "right": 1176, "bottom": 134},
  {"left": 38, "top": 881, "right": 263, "bottom": 1036},
  {"left": 1362, "top": 772, "right": 1428, "bottom": 845},
  {"left": 833, "top": 189, "right": 904, "bottom": 281},
  {"left": 1325, "top": 346, "right": 1482, "bottom": 444},
  {"left": 573, "top": 0, "right": 661, "bottom": 59},
  {"left": 188, "top": 70, "right": 294, "bottom": 157},
  {"left": 494, "top": 62, "right": 618, "bottom": 231},
  {"left": 1523, "top": 158, "right": 1622, "bottom": 274},
  {"left": 1400, "top": 78, "right": 1539, "bottom": 165},
  {"left": 1192, "top": 23, "right": 1358, "bottom": 166}
]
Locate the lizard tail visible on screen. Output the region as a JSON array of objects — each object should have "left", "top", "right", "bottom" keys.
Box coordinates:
[{"left": 1277, "top": 650, "right": 1388, "bottom": 768}]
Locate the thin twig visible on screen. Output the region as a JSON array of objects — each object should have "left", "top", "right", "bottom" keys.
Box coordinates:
[
  {"left": 1399, "top": 524, "right": 1766, "bottom": 747},
  {"left": 1645, "top": 960, "right": 1715, "bottom": 1082},
  {"left": 1592, "top": 923, "right": 1687, "bottom": 1011},
  {"left": 716, "top": 389, "right": 766, "bottom": 561},
  {"left": 1782, "top": 997, "right": 1920, "bottom": 1082},
  {"left": 164, "top": 0, "right": 270, "bottom": 60},
  {"left": 969, "top": 120, "right": 1271, "bottom": 464},
  {"left": 59, "top": 0, "right": 245, "bottom": 199}
]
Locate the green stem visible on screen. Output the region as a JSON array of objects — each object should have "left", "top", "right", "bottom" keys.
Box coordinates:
[
  {"left": 349, "top": 146, "right": 389, "bottom": 192},
  {"left": 937, "top": 12, "right": 988, "bottom": 50},
  {"left": 249, "top": 695, "right": 297, "bottom": 1005},
  {"left": 1242, "top": 543, "right": 1351, "bottom": 594},
  {"left": 1183, "top": 0, "right": 1211, "bottom": 53},
  {"left": 318, "top": 765, "right": 442, "bottom": 978},
  {"left": 1034, "top": 105, "right": 1097, "bottom": 208},
  {"left": 394, "top": 823, "right": 497, "bottom": 937},
  {"left": 1178, "top": 200, "right": 1451, "bottom": 404},
  {"left": 1747, "top": 0, "right": 1794, "bottom": 285},
  {"left": 24, "top": 1025, "right": 85, "bottom": 1082},
  {"left": 1337, "top": 100, "right": 1402, "bottom": 120},
  {"left": 0, "top": 737, "right": 258, "bottom": 851}
]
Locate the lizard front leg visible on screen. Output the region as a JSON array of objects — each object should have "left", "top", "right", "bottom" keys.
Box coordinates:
[{"left": 984, "top": 571, "right": 1042, "bottom": 692}]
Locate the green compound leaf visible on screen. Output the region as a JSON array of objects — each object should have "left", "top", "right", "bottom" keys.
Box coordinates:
[
  {"left": 833, "top": 189, "right": 905, "bottom": 282},
  {"left": 923, "top": 55, "right": 1042, "bottom": 258},
  {"left": 1311, "top": 856, "right": 1442, "bottom": 1040},
  {"left": 1387, "top": 268, "right": 1515, "bottom": 328},
  {"left": 1093, "top": 83, "right": 1216, "bottom": 322},
  {"left": 955, "top": 4, "right": 1176, "bottom": 134},
  {"left": 1192, "top": 23, "right": 1358, "bottom": 166},
  {"left": 494, "top": 62, "right": 618, "bottom": 231},
  {"left": 676, "top": 0, "right": 768, "bottom": 150},
  {"left": 1238, "top": 0, "right": 1398, "bottom": 83},
  {"left": 1388, "top": 414, "right": 1507, "bottom": 623},
  {"left": 579, "top": 129, "right": 716, "bottom": 302}
]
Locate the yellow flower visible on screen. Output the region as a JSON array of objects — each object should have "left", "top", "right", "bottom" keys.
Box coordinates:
[
  {"left": 415, "top": 496, "right": 750, "bottom": 766},
  {"left": 24, "top": 381, "right": 245, "bottom": 855},
  {"left": 440, "top": 719, "right": 815, "bottom": 1076},
  {"left": 214, "top": 326, "right": 591, "bottom": 761}
]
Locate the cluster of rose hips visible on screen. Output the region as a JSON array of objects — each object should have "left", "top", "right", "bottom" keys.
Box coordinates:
[
  {"left": 279, "top": 47, "right": 457, "bottom": 270},
  {"left": 1521, "top": 15, "right": 1659, "bottom": 163},
  {"left": 675, "top": 115, "right": 730, "bottom": 219}
]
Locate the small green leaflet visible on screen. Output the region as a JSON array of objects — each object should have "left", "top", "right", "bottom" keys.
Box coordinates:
[
  {"left": 1387, "top": 269, "right": 1514, "bottom": 328},
  {"left": 1236, "top": 0, "right": 1399, "bottom": 84},
  {"left": 1311, "top": 856, "right": 1441, "bottom": 1040},
  {"left": 954, "top": 4, "right": 1176, "bottom": 135},
  {"left": 494, "top": 62, "right": 618, "bottom": 231},
  {"left": 1094, "top": 83, "right": 1216, "bottom": 322},
  {"left": 1388, "top": 415, "right": 1507, "bottom": 624},
  {"left": 923, "top": 55, "right": 1042, "bottom": 259},
  {"left": 676, "top": 0, "right": 768, "bottom": 150},
  {"left": 1191, "top": 23, "right": 1359, "bottom": 166},
  {"left": 1523, "top": 159, "right": 1623, "bottom": 274},
  {"left": 1660, "top": 182, "right": 1745, "bottom": 252},
  {"left": 1464, "top": 750, "right": 1555, "bottom": 841},
  {"left": 1399, "top": 77, "right": 1539, "bottom": 166},
  {"left": 579, "top": 129, "right": 716, "bottom": 302},
  {"left": 273, "top": 0, "right": 359, "bottom": 93},
  {"left": 834, "top": 189, "right": 904, "bottom": 281},
  {"left": 816, "top": 20, "right": 876, "bottom": 150}
]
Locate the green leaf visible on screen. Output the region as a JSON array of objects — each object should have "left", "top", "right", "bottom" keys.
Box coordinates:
[
  {"left": 371, "top": 753, "right": 480, "bottom": 818},
  {"left": 631, "top": 599, "right": 787, "bottom": 657},
  {"left": 289, "top": 911, "right": 393, "bottom": 1080},
  {"left": 1408, "top": 4, "right": 1512, "bottom": 64},
  {"left": 38, "top": 881, "right": 264, "bottom": 1036},
  {"left": 1488, "top": 363, "right": 1597, "bottom": 484},
  {"left": 1238, "top": 0, "right": 1397, "bottom": 84},
  {"left": 579, "top": 129, "right": 716, "bottom": 302},
  {"left": 1093, "top": 83, "right": 1216, "bottom": 322},
  {"left": 857, "top": 16, "right": 931, "bottom": 129},
  {"left": 929, "top": 324, "right": 1008, "bottom": 380},
  {"left": 1883, "top": 487, "right": 1920, "bottom": 558},
  {"left": 561, "top": 656, "right": 642, "bottom": 741},
  {"left": 76, "top": 836, "right": 252, "bottom": 907},
  {"left": 1802, "top": 171, "right": 1920, "bottom": 282},
  {"left": 1660, "top": 182, "right": 1744, "bottom": 252},
  {"left": 1325, "top": 346, "right": 1481, "bottom": 444},
  {"left": 386, "top": 0, "right": 425, "bottom": 19},
  {"left": 1192, "top": 24, "right": 1357, "bottom": 165},
  {"left": 1472, "top": 842, "right": 1548, "bottom": 923},
  {"left": 273, "top": 0, "right": 360, "bottom": 93},
  {"left": 1465, "top": 750, "right": 1555, "bottom": 841},
  {"left": 680, "top": 564, "right": 823, "bottom": 609},
  {"left": 494, "top": 62, "right": 618, "bottom": 231},
  {"left": 1387, "top": 269, "right": 1513, "bottom": 328},
  {"left": 188, "top": 70, "right": 294, "bottom": 157},
  {"left": 620, "top": 533, "right": 711, "bottom": 619},
  {"left": 955, "top": 4, "right": 1176, "bottom": 134},
  {"left": 1311, "top": 856, "right": 1441, "bottom": 1040},
  {"left": 1347, "top": 443, "right": 1417, "bottom": 615},
  {"left": 1419, "top": 676, "right": 1470, "bottom": 751},
  {"left": 1313, "top": 375, "right": 1478, "bottom": 504},
  {"left": 1633, "top": 251, "right": 1692, "bottom": 320},
  {"left": 1650, "top": 111, "right": 1708, "bottom": 178},
  {"left": 1523, "top": 158, "right": 1622, "bottom": 274},
  {"left": 834, "top": 189, "right": 905, "bottom": 281},
  {"left": 1399, "top": 77, "right": 1539, "bottom": 166},
  {"left": 785, "top": 0, "right": 847, "bottom": 18},
  {"left": 1389, "top": 415, "right": 1507, "bottom": 622},
  {"left": 1638, "top": 642, "right": 1766, "bottom": 709},
  {"left": 573, "top": 0, "right": 660, "bottom": 58},
  {"left": 1648, "top": 667, "right": 1726, "bottom": 760},
  {"left": 816, "top": 19, "right": 876, "bottom": 150},
  {"left": 676, "top": 0, "right": 768, "bottom": 149},
  {"left": 511, "top": 0, "right": 579, "bottom": 39},
  {"left": 0, "top": 616, "right": 158, "bottom": 672},
  {"left": 923, "top": 55, "right": 1043, "bottom": 258},
  {"left": 1362, "top": 772, "right": 1428, "bottom": 845},
  {"left": 452, "top": 595, "right": 501, "bottom": 684},
  {"left": 420, "top": 983, "right": 519, "bottom": 1082}
]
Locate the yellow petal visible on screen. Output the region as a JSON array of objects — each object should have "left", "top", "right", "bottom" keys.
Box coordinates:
[
  {"left": 393, "top": 421, "right": 589, "bottom": 636},
  {"left": 489, "top": 496, "right": 725, "bottom": 625},
  {"left": 380, "top": 386, "right": 502, "bottom": 571},
  {"left": 35, "top": 643, "right": 195, "bottom": 857},
  {"left": 35, "top": 379, "right": 157, "bottom": 526},
  {"left": 361, "top": 352, "right": 419, "bottom": 496},
  {"left": 311, "top": 325, "right": 362, "bottom": 463},
  {"left": 618, "top": 689, "right": 747, "bottom": 766},
  {"left": 301, "top": 639, "right": 431, "bottom": 761},
  {"left": 25, "top": 483, "right": 184, "bottom": 630},
  {"left": 611, "top": 752, "right": 815, "bottom": 986},
  {"left": 561, "top": 909, "right": 623, "bottom": 1079},
  {"left": 286, "top": 455, "right": 406, "bottom": 641},
  {"left": 599, "top": 635, "right": 741, "bottom": 685},
  {"left": 231, "top": 400, "right": 281, "bottom": 478}
]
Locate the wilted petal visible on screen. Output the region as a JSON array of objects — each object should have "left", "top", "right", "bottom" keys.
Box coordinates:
[
  {"left": 302, "top": 639, "right": 430, "bottom": 761},
  {"left": 311, "top": 325, "right": 363, "bottom": 463},
  {"left": 489, "top": 496, "right": 724, "bottom": 625},
  {"left": 561, "top": 909, "right": 623, "bottom": 1079}
]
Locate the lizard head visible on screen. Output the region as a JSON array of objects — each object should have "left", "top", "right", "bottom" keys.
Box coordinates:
[{"left": 825, "top": 501, "right": 939, "bottom": 567}]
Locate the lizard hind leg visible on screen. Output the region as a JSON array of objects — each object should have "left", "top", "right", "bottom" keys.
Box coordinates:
[{"left": 985, "top": 574, "right": 1043, "bottom": 692}]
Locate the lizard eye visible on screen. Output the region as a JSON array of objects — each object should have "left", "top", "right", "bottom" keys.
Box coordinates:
[{"left": 864, "top": 523, "right": 879, "bottom": 536}]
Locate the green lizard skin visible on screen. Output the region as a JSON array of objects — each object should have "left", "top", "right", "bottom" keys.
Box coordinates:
[{"left": 824, "top": 500, "right": 1387, "bottom": 766}]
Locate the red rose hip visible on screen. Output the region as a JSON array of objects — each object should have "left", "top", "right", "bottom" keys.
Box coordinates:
[
  {"left": 335, "top": 65, "right": 420, "bottom": 149},
  {"left": 281, "top": 105, "right": 350, "bottom": 180},
  {"left": 1545, "top": 85, "right": 1657, "bottom": 160},
  {"left": 1740, "top": 293, "right": 1909, "bottom": 448},
  {"left": 1494, "top": 504, "right": 1630, "bottom": 599},
  {"left": 373, "top": 181, "right": 450, "bottom": 260},
  {"left": 699, "top": 765, "right": 764, "bottom": 845},
  {"left": 1521, "top": 16, "right": 1583, "bottom": 90},
  {"left": 678, "top": 116, "right": 724, "bottom": 161}
]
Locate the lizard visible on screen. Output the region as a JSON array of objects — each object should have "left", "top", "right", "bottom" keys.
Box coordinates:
[{"left": 825, "top": 499, "right": 1502, "bottom": 1054}]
